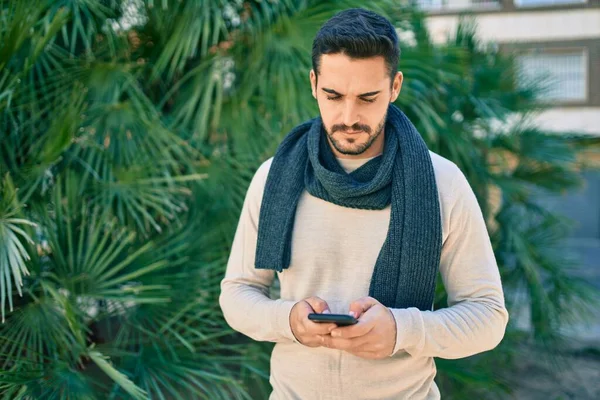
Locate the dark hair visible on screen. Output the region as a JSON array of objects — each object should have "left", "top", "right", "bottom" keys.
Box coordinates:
[{"left": 311, "top": 8, "right": 400, "bottom": 86}]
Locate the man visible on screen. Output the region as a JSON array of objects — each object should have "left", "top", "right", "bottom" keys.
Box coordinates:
[{"left": 219, "top": 7, "right": 508, "bottom": 400}]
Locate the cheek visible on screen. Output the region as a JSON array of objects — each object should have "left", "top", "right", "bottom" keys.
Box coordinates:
[
  {"left": 369, "top": 101, "right": 388, "bottom": 117},
  {"left": 367, "top": 102, "right": 389, "bottom": 126},
  {"left": 316, "top": 98, "right": 336, "bottom": 124}
]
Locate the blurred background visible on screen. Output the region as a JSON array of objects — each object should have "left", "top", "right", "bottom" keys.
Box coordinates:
[{"left": 0, "top": 0, "right": 599, "bottom": 399}]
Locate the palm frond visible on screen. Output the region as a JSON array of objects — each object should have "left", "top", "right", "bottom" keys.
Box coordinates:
[
  {"left": 48, "top": 0, "right": 119, "bottom": 56},
  {"left": 0, "top": 173, "right": 36, "bottom": 322},
  {"left": 0, "top": 293, "right": 83, "bottom": 368},
  {"left": 39, "top": 171, "right": 173, "bottom": 304},
  {"left": 88, "top": 348, "right": 147, "bottom": 400},
  {"left": 0, "top": 359, "right": 100, "bottom": 400}
]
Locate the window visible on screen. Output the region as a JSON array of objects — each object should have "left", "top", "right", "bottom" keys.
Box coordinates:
[
  {"left": 516, "top": 50, "right": 587, "bottom": 102},
  {"left": 514, "top": 0, "right": 586, "bottom": 7},
  {"left": 414, "top": 0, "right": 500, "bottom": 11}
]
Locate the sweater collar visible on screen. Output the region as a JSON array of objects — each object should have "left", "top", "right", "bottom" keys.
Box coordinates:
[{"left": 335, "top": 153, "right": 382, "bottom": 173}]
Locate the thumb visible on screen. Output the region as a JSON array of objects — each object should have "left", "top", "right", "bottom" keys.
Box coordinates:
[
  {"left": 304, "top": 296, "right": 331, "bottom": 314},
  {"left": 348, "top": 296, "right": 380, "bottom": 319}
]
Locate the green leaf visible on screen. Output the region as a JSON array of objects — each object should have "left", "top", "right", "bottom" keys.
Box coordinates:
[
  {"left": 88, "top": 348, "right": 147, "bottom": 400},
  {"left": 0, "top": 173, "right": 36, "bottom": 322}
]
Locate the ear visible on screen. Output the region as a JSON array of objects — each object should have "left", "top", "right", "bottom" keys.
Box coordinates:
[
  {"left": 309, "top": 69, "right": 317, "bottom": 99},
  {"left": 390, "top": 71, "right": 403, "bottom": 102}
]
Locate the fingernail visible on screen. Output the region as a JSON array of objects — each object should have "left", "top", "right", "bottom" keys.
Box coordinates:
[
  {"left": 322, "top": 309, "right": 330, "bottom": 314},
  {"left": 348, "top": 311, "right": 356, "bottom": 318}
]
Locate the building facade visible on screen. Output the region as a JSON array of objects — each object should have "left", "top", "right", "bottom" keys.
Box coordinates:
[
  {"left": 420, "top": 0, "right": 600, "bottom": 135},
  {"left": 415, "top": 0, "right": 600, "bottom": 340}
]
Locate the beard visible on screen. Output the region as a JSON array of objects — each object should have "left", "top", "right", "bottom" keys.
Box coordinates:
[{"left": 323, "top": 110, "right": 387, "bottom": 156}]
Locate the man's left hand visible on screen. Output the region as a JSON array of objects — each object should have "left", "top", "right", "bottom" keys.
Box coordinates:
[{"left": 322, "top": 296, "right": 397, "bottom": 359}]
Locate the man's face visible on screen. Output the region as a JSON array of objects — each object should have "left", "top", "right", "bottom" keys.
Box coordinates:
[{"left": 310, "top": 53, "right": 402, "bottom": 159}]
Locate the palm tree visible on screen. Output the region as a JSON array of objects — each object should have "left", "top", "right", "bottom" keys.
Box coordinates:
[{"left": 0, "top": 1, "right": 598, "bottom": 399}]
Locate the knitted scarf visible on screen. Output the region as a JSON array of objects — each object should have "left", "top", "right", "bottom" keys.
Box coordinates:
[{"left": 254, "top": 103, "right": 442, "bottom": 311}]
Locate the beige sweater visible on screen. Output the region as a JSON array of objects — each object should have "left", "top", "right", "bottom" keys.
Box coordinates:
[{"left": 219, "top": 150, "right": 509, "bottom": 400}]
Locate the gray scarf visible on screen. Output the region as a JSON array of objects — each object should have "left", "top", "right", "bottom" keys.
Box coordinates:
[{"left": 254, "top": 103, "right": 441, "bottom": 310}]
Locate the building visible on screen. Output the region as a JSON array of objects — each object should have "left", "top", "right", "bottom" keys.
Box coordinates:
[
  {"left": 414, "top": 0, "right": 600, "bottom": 340},
  {"left": 419, "top": 0, "right": 599, "bottom": 135}
]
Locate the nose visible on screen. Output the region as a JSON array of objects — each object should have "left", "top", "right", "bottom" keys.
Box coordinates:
[{"left": 341, "top": 102, "right": 360, "bottom": 128}]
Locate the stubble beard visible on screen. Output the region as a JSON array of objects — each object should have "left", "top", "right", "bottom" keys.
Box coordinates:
[{"left": 324, "top": 111, "right": 387, "bottom": 156}]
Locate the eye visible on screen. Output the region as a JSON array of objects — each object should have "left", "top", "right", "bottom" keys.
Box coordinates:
[
  {"left": 361, "top": 98, "right": 376, "bottom": 103},
  {"left": 326, "top": 96, "right": 342, "bottom": 101}
]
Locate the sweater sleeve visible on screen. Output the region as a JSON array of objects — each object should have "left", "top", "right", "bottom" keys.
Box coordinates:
[
  {"left": 219, "top": 159, "right": 298, "bottom": 343},
  {"left": 389, "top": 165, "right": 509, "bottom": 359}
]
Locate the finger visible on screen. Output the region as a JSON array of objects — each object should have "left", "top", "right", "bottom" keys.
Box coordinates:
[
  {"left": 322, "top": 335, "right": 345, "bottom": 350},
  {"left": 319, "top": 334, "right": 332, "bottom": 347},
  {"left": 322, "top": 336, "right": 358, "bottom": 351},
  {"left": 331, "top": 305, "right": 379, "bottom": 339},
  {"left": 305, "top": 320, "right": 337, "bottom": 335},
  {"left": 348, "top": 296, "right": 380, "bottom": 319},
  {"left": 325, "top": 332, "right": 371, "bottom": 351},
  {"left": 301, "top": 334, "right": 327, "bottom": 348},
  {"left": 330, "top": 318, "right": 374, "bottom": 339},
  {"left": 304, "top": 296, "right": 331, "bottom": 314},
  {"left": 310, "top": 334, "right": 328, "bottom": 348}
]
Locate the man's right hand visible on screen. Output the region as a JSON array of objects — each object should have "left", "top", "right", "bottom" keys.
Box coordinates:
[{"left": 290, "top": 296, "right": 337, "bottom": 347}]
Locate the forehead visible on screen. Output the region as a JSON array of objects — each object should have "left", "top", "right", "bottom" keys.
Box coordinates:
[{"left": 317, "top": 53, "right": 388, "bottom": 91}]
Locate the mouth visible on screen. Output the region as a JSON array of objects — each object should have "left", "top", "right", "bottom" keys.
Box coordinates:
[{"left": 344, "top": 130, "right": 363, "bottom": 134}]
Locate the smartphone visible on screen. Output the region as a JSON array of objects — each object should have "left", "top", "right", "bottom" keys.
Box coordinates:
[{"left": 308, "top": 313, "right": 358, "bottom": 326}]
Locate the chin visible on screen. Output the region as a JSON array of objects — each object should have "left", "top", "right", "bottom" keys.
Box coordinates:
[{"left": 336, "top": 144, "right": 371, "bottom": 156}]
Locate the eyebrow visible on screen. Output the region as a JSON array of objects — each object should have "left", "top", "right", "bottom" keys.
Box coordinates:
[{"left": 322, "top": 88, "right": 381, "bottom": 97}]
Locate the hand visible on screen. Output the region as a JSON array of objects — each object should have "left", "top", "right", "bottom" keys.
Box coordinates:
[
  {"left": 290, "top": 296, "right": 337, "bottom": 347},
  {"left": 322, "top": 296, "right": 397, "bottom": 359}
]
